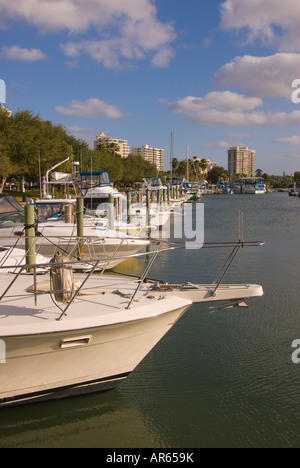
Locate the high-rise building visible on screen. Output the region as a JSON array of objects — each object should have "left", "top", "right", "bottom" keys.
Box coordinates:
[
  {"left": 94, "top": 132, "right": 130, "bottom": 158},
  {"left": 132, "top": 145, "right": 164, "bottom": 171},
  {"left": 228, "top": 146, "right": 256, "bottom": 177}
]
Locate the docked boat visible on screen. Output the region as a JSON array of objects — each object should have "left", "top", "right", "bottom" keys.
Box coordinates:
[
  {"left": 217, "top": 182, "right": 234, "bottom": 195},
  {"left": 288, "top": 185, "right": 299, "bottom": 197},
  {"left": 79, "top": 171, "right": 125, "bottom": 215},
  {"left": 0, "top": 196, "right": 150, "bottom": 269},
  {"left": 0, "top": 238, "right": 264, "bottom": 407},
  {"left": 231, "top": 178, "right": 266, "bottom": 195}
]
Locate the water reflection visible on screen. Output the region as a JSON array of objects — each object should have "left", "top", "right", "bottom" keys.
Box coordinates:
[{"left": 0, "top": 390, "right": 165, "bottom": 448}]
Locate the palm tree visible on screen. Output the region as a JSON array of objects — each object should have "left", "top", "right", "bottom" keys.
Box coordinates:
[
  {"left": 172, "top": 158, "right": 179, "bottom": 176},
  {"left": 108, "top": 142, "right": 120, "bottom": 158},
  {"left": 199, "top": 158, "right": 208, "bottom": 177},
  {"left": 177, "top": 160, "right": 187, "bottom": 177}
]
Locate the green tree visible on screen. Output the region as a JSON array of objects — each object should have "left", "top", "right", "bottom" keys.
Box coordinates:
[
  {"left": 294, "top": 172, "right": 300, "bottom": 185},
  {"left": 7, "top": 111, "right": 72, "bottom": 191},
  {"left": 121, "top": 155, "right": 156, "bottom": 185},
  {"left": 0, "top": 108, "right": 16, "bottom": 192},
  {"left": 177, "top": 160, "right": 187, "bottom": 177},
  {"left": 199, "top": 158, "right": 208, "bottom": 176},
  {"left": 207, "top": 166, "right": 229, "bottom": 184}
]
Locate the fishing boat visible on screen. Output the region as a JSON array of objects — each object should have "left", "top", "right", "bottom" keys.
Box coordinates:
[{"left": 0, "top": 237, "right": 264, "bottom": 407}]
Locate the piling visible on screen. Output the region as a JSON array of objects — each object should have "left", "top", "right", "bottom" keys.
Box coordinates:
[
  {"left": 157, "top": 189, "right": 162, "bottom": 208},
  {"left": 146, "top": 189, "right": 151, "bottom": 238},
  {"left": 76, "top": 198, "right": 84, "bottom": 259},
  {"left": 127, "top": 191, "right": 132, "bottom": 225},
  {"left": 64, "top": 204, "right": 73, "bottom": 223},
  {"left": 24, "top": 203, "right": 36, "bottom": 272},
  {"left": 108, "top": 194, "right": 115, "bottom": 230}
]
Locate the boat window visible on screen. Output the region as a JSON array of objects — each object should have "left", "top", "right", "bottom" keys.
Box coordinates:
[
  {"left": 81, "top": 172, "right": 110, "bottom": 189},
  {"left": 37, "top": 203, "right": 63, "bottom": 220},
  {"left": 100, "top": 172, "right": 110, "bottom": 185},
  {"left": 0, "top": 212, "right": 26, "bottom": 227},
  {"left": 0, "top": 212, "right": 46, "bottom": 227},
  {"left": 84, "top": 198, "right": 108, "bottom": 211}
]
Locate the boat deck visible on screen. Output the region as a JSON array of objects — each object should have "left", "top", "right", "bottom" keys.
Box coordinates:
[{"left": 0, "top": 272, "right": 192, "bottom": 336}]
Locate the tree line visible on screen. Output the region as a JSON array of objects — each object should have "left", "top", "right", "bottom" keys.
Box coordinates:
[
  {"left": 1, "top": 108, "right": 298, "bottom": 193},
  {"left": 0, "top": 108, "right": 158, "bottom": 193}
]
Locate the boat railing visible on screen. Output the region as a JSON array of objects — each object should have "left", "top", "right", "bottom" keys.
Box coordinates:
[{"left": 0, "top": 236, "right": 264, "bottom": 319}]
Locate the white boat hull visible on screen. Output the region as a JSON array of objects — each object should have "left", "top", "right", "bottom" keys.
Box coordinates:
[{"left": 0, "top": 301, "right": 190, "bottom": 407}]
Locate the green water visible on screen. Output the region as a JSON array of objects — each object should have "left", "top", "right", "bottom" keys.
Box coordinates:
[{"left": 0, "top": 192, "right": 299, "bottom": 448}]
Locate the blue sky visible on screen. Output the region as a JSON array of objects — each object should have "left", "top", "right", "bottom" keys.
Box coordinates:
[{"left": 1, "top": 0, "right": 300, "bottom": 175}]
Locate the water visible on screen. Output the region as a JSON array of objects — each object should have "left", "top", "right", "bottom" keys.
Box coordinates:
[{"left": 0, "top": 192, "right": 300, "bottom": 448}]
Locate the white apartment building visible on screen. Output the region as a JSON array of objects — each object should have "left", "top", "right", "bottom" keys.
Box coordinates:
[
  {"left": 131, "top": 145, "right": 164, "bottom": 171},
  {"left": 228, "top": 146, "right": 256, "bottom": 177},
  {"left": 94, "top": 132, "right": 130, "bottom": 158}
]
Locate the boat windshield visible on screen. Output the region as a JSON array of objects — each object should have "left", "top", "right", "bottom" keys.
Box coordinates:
[
  {"left": 36, "top": 203, "right": 65, "bottom": 220},
  {"left": 0, "top": 212, "right": 46, "bottom": 228},
  {"left": 81, "top": 172, "right": 110, "bottom": 189}
]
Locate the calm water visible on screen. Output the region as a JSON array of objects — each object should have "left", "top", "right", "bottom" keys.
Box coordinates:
[{"left": 0, "top": 192, "right": 300, "bottom": 448}]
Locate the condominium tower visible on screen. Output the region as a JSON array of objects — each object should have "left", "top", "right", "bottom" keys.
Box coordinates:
[
  {"left": 94, "top": 132, "right": 130, "bottom": 158},
  {"left": 228, "top": 146, "right": 256, "bottom": 177},
  {"left": 132, "top": 144, "right": 164, "bottom": 171}
]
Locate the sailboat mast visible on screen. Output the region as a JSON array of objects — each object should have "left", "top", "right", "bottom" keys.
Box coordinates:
[
  {"left": 186, "top": 144, "right": 189, "bottom": 183},
  {"left": 170, "top": 132, "right": 174, "bottom": 184}
]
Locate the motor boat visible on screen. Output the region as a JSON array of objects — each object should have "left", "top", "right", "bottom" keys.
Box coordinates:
[
  {"left": 0, "top": 238, "right": 264, "bottom": 407},
  {"left": 0, "top": 196, "right": 150, "bottom": 269}
]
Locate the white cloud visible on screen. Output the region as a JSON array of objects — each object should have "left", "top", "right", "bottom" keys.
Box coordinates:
[
  {"left": 169, "top": 91, "right": 263, "bottom": 113},
  {"left": 55, "top": 98, "right": 126, "bottom": 119},
  {"left": 215, "top": 53, "right": 300, "bottom": 99},
  {"left": 275, "top": 135, "right": 300, "bottom": 145},
  {"left": 168, "top": 91, "right": 300, "bottom": 127},
  {"left": 203, "top": 141, "right": 230, "bottom": 149},
  {"left": 0, "top": 45, "right": 47, "bottom": 61},
  {"left": 0, "top": 0, "right": 176, "bottom": 68},
  {"left": 220, "top": 0, "right": 300, "bottom": 52}
]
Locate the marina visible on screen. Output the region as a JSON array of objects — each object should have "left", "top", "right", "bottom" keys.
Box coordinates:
[
  {"left": 0, "top": 187, "right": 264, "bottom": 407},
  {"left": 1, "top": 0, "right": 300, "bottom": 450},
  {"left": 0, "top": 191, "right": 299, "bottom": 447}
]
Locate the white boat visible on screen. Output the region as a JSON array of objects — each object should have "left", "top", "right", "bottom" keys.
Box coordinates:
[
  {"left": 36, "top": 193, "right": 171, "bottom": 233},
  {"left": 0, "top": 246, "right": 48, "bottom": 272},
  {"left": 79, "top": 171, "right": 125, "bottom": 215},
  {"left": 0, "top": 239, "right": 264, "bottom": 407},
  {"left": 0, "top": 196, "right": 150, "bottom": 269}
]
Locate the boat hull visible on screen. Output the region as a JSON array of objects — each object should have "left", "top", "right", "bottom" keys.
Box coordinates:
[{"left": 0, "top": 304, "right": 190, "bottom": 407}]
